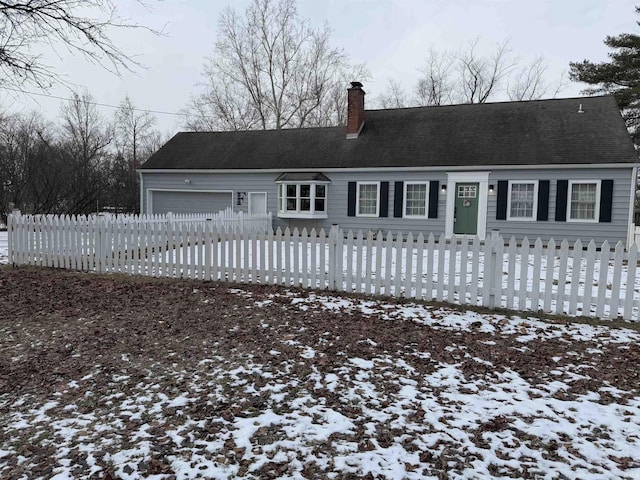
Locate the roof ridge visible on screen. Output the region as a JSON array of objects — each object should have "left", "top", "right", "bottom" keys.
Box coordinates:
[{"left": 365, "top": 94, "right": 614, "bottom": 114}]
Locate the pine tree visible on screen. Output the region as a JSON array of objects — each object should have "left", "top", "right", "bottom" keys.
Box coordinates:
[{"left": 569, "top": 7, "right": 640, "bottom": 145}]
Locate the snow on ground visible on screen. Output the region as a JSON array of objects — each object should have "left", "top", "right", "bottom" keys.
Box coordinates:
[
  {"left": 0, "top": 231, "right": 7, "bottom": 264},
  {"left": 1, "top": 280, "right": 639, "bottom": 479}
]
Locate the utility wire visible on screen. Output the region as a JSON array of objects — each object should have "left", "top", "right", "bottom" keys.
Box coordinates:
[{"left": 0, "top": 85, "right": 189, "bottom": 118}]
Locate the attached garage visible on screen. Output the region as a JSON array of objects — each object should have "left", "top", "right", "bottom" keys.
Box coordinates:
[{"left": 150, "top": 190, "right": 233, "bottom": 215}]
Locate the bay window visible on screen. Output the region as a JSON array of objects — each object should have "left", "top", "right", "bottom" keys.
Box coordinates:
[{"left": 277, "top": 181, "right": 328, "bottom": 218}]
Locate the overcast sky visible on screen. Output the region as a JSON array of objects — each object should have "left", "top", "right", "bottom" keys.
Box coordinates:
[{"left": 0, "top": 0, "right": 636, "bottom": 136}]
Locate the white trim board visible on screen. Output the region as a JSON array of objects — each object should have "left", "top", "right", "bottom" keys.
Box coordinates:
[
  {"left": 139, "top": 171, "right": 144, "bottom": 214},
  {"left": 627, "top": 166, "right": 638, "bottom": 247}
]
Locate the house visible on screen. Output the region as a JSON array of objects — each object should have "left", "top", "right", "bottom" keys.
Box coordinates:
[{"left": 139, "top": 82, "right": 639, "bottom": 244}]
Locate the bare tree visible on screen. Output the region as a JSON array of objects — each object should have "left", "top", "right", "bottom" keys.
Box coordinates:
[
  {"left": 111, "top": 95, "right": 160, "bottom": 212},
  {"left": 58, "top": 90, "right": 111, "bottom": 213},
  {"left": 0, "top": 111, "right": 65, "bottom": 216},
  {"left": 452, "top": 39, "right": 515, "bottom": 103},
  {"left": 507, "top": 56, "right": 567, "bottom": 101},
  {"left": 377, "top": 79, "right": 411, "bottom": 109},
  {"left": 183, "top": 0, "right": 367, "bottom": 131},
  {"left": 0, "top": 94, "right": 164, "bottom": 218},
  {"left": 0, "top": 0, "right": 160, "bottom": 88},
  {"left": 377, "top": 39, "right": 565, "bottom": 109},
  {"left": 415, "top": 46, "right": 455, "bottom": 106},
  {"left": 114, "top": 95, "right": 157, "bottom": 169}
]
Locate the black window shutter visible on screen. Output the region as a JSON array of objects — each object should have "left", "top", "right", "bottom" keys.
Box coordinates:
[
  {"left": 555, "top": 180, "right": 568, "bottom": 222},
  {"left": 496, "top": 180, "right": 508, "bottom": 220},
  {"left": 428, "top": 180, "right": 439, "bottom": 218},
  {"left": 599, "top": 179, "right": 614, "bottom": 223},
  {"left": 537, "top": 180, "right": 550, "bottom": 221},
  {"left": 347, "top": 182, "right": 356, "bottom": 217},
  {"left": 380, "top": 182, "right": 389, "bottom": 217},
  {"left": 394, "top": 182, "right": 404, "bottom": 218}
]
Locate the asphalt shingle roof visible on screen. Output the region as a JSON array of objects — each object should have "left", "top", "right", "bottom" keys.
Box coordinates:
[{"left": 140, "top": 95, "right": 638, "bottom": 170}]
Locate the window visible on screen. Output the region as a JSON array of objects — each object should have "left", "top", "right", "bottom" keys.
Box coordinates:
[
  {"left": 568, "top": 181, "right": 599, "bottom": 222},
  {"left": 404, "top": 182, "right": 428, "bottom": 217},
  {"left": 507, "top": 181, "right": 537, "bottom": 220},
  {"left": 277, "top": 182, "right": 328, "bottom": 218},
  {"left": 357, "top": 182, "right": 379, "bottom": 217},
  {"left": 457, "top": 185, "right": 477, "bottom": 198}
]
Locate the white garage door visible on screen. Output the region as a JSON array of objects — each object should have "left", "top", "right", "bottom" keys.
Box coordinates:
[{"left": 151, "top": 191, "right": 233, "bottom": 215}]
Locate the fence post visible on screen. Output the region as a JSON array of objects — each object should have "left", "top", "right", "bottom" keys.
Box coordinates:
[
  {"left": 7, "top": 213, "right": 15, "bottom": 266},
  {"left": 487, "top": 229, "right": 500, "bottom": 309},
  {"left": 95, "top": 217, "right": 102, "bottom": 273},
  {"left": 328, "top": 224, "right": 339, "bottom": 290}
]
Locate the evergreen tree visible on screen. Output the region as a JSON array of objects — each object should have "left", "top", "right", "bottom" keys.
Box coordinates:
[{"left": 569, "top": 7, "right": 640, "bottom": 145}]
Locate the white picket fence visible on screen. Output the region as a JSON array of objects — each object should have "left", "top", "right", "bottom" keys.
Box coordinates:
[
  {"left": 95, "top": 207, "right": 272, "bottom": 233},
  {"left": 8, "top": 213, "right": 640, "bottom": 321},
  {"left": 111, "top": 208, "right": 269, "bottom": 230}
]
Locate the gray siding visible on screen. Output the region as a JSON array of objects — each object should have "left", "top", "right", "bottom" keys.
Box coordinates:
[
  {"left": 319, "top": 171, "right": 447, "bottom": 235},
  {"left": 141, "top": 167, "right": 635, "bottom": 244},
  {"left": 486, "top": 168, "right": 633, "bottom": 245}
]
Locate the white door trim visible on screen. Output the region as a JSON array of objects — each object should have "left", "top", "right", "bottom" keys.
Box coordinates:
[{"left": 445, "top": 171, "right": 490, "bottom": 240}]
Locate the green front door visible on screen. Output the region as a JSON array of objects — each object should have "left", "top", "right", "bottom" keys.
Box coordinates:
[{"left": 454, "top": 183, "right": 479, "bottom": 235}]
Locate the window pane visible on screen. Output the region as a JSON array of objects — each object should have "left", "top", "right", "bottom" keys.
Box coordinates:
[
  {"left": 509, "top": 183, "right": 535, "bottom": 218},
  {"left": 286, "top": 185, "right": 297, "bottom": 197},
  {"left": 285, "top": 183, "right": 297, "bottom": 211},
  {"left": 570, "top": 183, "right": 597, "bottom": 220},
  {"left": 316, "top": 185, "right": 325, "bottom": 198},
  {"left": 315, "top": 199, "right": 325, "bottom": 212},
  {"left": 358, "top": 184, "right": 378, "bottom": 215},
  {"left": 405, "top": 183, "right": 427, "bottom": 216},
  {"left": 300, "top": 184, "right": 311, "bottom": 198},
  {"left": 300, "top": 199, "right": 311, "bottom": 211}
]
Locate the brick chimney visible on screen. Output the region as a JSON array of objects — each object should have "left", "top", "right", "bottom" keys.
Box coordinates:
[{"left": 346, "top": 81, "right": 365, "bottom": 139}]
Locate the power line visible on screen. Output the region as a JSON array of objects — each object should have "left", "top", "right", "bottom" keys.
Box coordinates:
[{"left": 0, "top": 85, "right": 188, "bottom": 118}]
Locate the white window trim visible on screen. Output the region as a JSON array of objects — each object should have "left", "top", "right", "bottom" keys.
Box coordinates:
[
  {"left": 276, "top": 181, "right": 329, "bottom": 219},
  {"left": 356, "top": 181, "right": 380, "bottom": 217},
  {"left": 567, "top": 180, "right": 601, "bottom": 223},
  {"left": 506, "top": 180, "right": 538, "bottom": 221},
  {"left": 403, "top": 181, "right": 429, "bottom": 218}
]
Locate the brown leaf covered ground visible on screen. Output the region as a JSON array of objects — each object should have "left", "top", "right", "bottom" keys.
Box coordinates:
[{"left": 1, "top": 266, "right": 639, "bottom": 479}]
